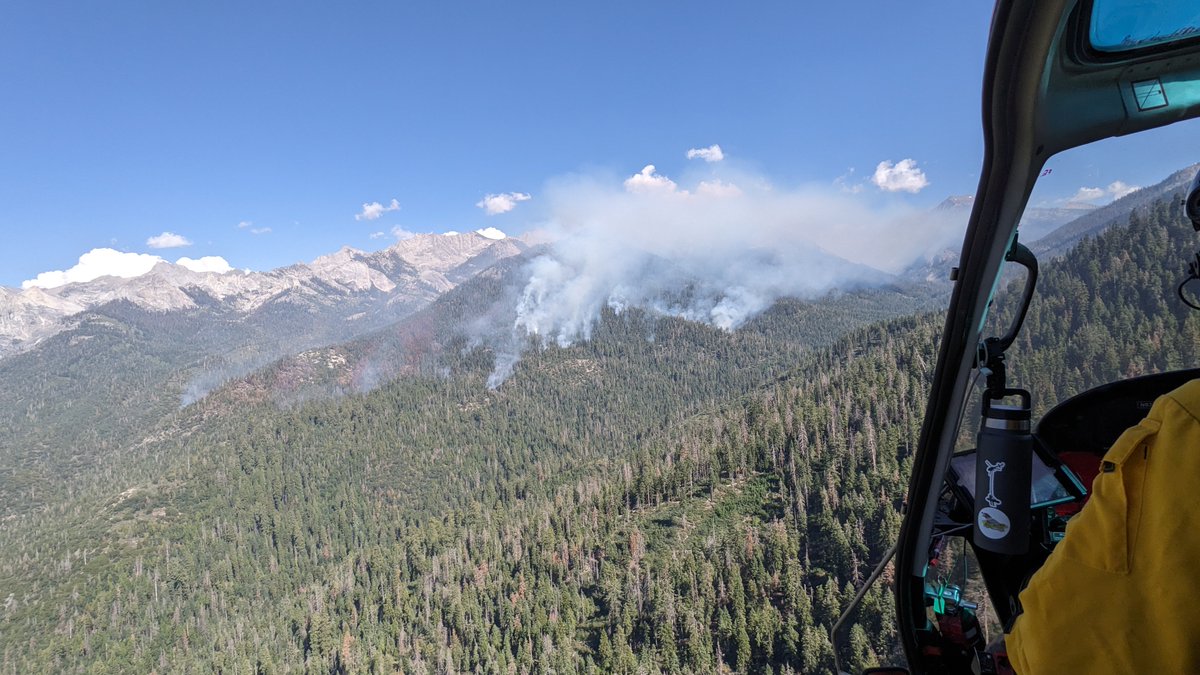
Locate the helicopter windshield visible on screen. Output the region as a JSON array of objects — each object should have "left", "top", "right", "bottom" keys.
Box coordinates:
[{"left": 1090, "top": 0, "right": 1200, "bottom": 52}]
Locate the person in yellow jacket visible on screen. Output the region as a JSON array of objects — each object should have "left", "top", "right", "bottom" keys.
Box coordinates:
[{"left": 1006, "top": 378, "right": 1200, "bottom": 673}]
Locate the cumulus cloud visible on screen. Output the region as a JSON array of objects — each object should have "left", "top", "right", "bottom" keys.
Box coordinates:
[
  {"left": 355, "top": 198, "right": 401, "bottom": 221},
  {"left": 621, "top": 166, "right": 745, "bottom": 199},
  {"left": 22, "top": 248, "right": 164, "bottom": 289},
  {"left": 871, "top": 159, "right": 930, "bottom": 193},
  {"left": 476, "top": 192, "right": 532, "bottom": 215},
  {"left": 1070, "top": 180, "right": 1140, "bottom": 204},
  {"left": 483, "top": 166, "right": 966, "bottom": 387},
  {"left": 146, "top": 231, "right": 192, "bottom": 248},
  {"left": 696, "top": 179, "right": 743, "bottom": 198},
  {"left": 369, "top": 231, "right": 387, "bottom": 239},
  {"left": 624, "top": 165, "right": 680, "bottom": 194},
  {"left": 1070, "top": 186, "right": 1106, "bottom": 202},
  {"left": 686, "top": 144, "right": 725, "bottom": 163},
  {"left": 476, "top": 227, "right": 507, "bottom": 240},
  {"left": 22, "top": 248, "right": 240, "bottom": 289},
  {"left": 176, "top": 256, "right": 233, "bottom": 274},
  {"left": 391, "top": 226, "right": 417, "bottom": 240},
  {"left": 237, "top": 220, "right": 253, "bottom": 229},
  {"left": 1108, "top": 181, "right": 1139, "bottom": 199}
]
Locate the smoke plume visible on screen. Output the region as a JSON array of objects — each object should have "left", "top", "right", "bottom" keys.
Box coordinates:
[{"left": 485, "top": 165, "right": 964, "bottom": 388}]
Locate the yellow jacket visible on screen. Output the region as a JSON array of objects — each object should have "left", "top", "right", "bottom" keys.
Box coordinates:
[{"left": 1008, "top": 379, "right": 1200, "bottom": 674}]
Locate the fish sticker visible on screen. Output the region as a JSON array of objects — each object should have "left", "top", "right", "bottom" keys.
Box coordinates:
[{"left": 978, "top": 506, "right": 1011, "bottom": 539}]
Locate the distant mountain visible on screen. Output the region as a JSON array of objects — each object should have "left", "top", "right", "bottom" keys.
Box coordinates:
[
  {"left": 899, "top": 196, "right": 972, "bottom": 284},
  {"left": 0, "top": 233, "right": 528, "bottom": 497},
  {"left": 206, "top": 249, "right": 947, "bottom": 408},
  {"left": 933, "top": 195, "right": 976, "bottom": 212},
  {"left": 902, "top": 247, "right": 960, "bottom": 285},
  {"left": 1018, "top": 203, "right": 1098, "bottom": 241},
  {"left": 932, "top": 193, "right": 1096, "bottom": 238},
  {"left": 907, "top": 168, "right": 1195, "bottom": 282},
  {"left": 0, "top": 232, "right": 527, "bottom": 359},
  {"left": 1030, "top": 164, "right": 1199, "bottom": 258}
]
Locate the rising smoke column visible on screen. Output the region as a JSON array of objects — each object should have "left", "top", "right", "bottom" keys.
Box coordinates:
[{"left": 485, "top": 164, "right": 963, "bottom": 388}]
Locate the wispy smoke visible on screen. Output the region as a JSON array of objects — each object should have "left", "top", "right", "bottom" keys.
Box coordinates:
[
  {"left": 484, "top": 165, "right": 964, "bottom": 388},
  {"left": 180, "top": 350, "right": 285, "bottom": 407}
]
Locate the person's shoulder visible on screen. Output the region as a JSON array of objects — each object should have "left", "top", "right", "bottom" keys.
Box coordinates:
[{"left": 1160, "top": 378, "right": 1200, "bottom": 424}]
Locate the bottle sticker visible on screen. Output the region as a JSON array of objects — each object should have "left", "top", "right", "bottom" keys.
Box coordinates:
[
  {"left": 984, "top": 460, "right": 1005, "bottom": 508},
  {"left": 978, "top": 507, "right": 1011, "bottom": 539},
  {"left": 979, "top": 460, "right": 1010, "bottom": 539}
]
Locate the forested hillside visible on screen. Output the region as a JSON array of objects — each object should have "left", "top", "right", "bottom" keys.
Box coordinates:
[
  {"left": 2, "top": 303, "right": 933, "bottom": 673},
  {"left": 1007, "top": 188, "right": 1200, "bottom": 407},
  {"left": 2, "top": 186, "right": 1199, "bottom": 674}
]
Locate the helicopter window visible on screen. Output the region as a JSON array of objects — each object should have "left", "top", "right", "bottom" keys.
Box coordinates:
[
  {"left": 923, "top": 124, "right": 1200, "bottom": 660},
  {"left": 1089, "top": 0, "right": 1200, "bottom": 53},
  {"left": 984, "top": 118, "right": 1200, "bottom": 419}
]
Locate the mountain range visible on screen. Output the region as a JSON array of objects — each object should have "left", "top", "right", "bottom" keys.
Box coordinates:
[
  {"left": 6, "top": 163, "right": 1194, "bottom": 380},
  {"left": 5, "top": 163, "right": 1190, "bottom": 417},
  {"left": 1030, "top": 164, "right": 1199, "bottom": 258},
  {"left": 903, "top": 164, "right": 1199, "bottom": 285},
  {"left": 0, "top": 231, "right": 527, "bottom": 359}
]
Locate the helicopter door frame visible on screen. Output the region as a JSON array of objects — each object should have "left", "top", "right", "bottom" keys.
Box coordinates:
[{"left": 894, "top": 0, "right": 1200, "bottom": 669}]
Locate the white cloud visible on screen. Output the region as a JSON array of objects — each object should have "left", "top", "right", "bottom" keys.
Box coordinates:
[
  {"left": 1107, "top": 180, "right": 1138, "bottom": 200},
  {"left": 624, "top": 165, "right": 680, "bottom": 194},
  {"left": 834, "top": 168, "right": 864, "bottom": 194},
  {"left": 871, "top": 159, "right": 930, "bottom": 193},
  {"left": 476, "top": 227, "right": 507, "bottom": 240},
  {"left": 369, "top": 231, "right": 387, "bottom": 239},
  {"left": 686, "top": 144, "right": 725, "bottom": 163},
  {"left": 476, "top": 192, "right": 532, "bottom": 215},
  {"left": 1070, "top": 186, "right": 1106, "bottom": 202},
  {"left": 1069, "top": 180, "right": 1140, "bottom": 204},
  {"left": 391, "top": 226, "right": 417, "bottom": 240},
  {"left": 443, "top": 230, "right": 461, "bottom": 236},
  {"left": 21, "top": 247, "right": 240, "bottom": 288},
  {"left": 355, "top": 198, "right": 401, "bottom": 221},
  {"left": 696, "top": 180, "right": 743, "bottom": 198},
  {"left": 146, "top": 231, "right": 192, "bottom": 249},
  {"left": 622, "top": 167, "right": 742, "bottom": 199},
  {"left": 176, "top": 256, "right": 233, "bottom": 274},
  {"left": 22, "top": 248, "right": 164, "bottom": 289},
  {"left": 237, "top": 220, "right": 270, "bottom": 234}
]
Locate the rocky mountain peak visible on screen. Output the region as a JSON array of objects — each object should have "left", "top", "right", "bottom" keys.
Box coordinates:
[
  {"left": 935, "top": 195, "right": 974, "bottom": 211},
  {"left": 0, "top": 233, "right": 528, "bottom": 359},
  {"left": 385, "top": 232, "right": 505, "bottom": 273}
]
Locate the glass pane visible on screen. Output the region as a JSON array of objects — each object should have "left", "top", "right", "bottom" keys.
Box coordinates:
[{"left": 1091, "top": 0, "right": 1200, "bottom": 52}]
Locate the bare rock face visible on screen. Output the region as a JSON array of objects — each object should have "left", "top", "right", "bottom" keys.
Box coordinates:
[
  {"left": 0, "top": 286, "right": 86, "bottom": 354},
  {"left": 388, "top": 232, "right": 516, "bottom": 272},
  {"left": 0, "top": 232, "right": 528, "bottom": 358}
]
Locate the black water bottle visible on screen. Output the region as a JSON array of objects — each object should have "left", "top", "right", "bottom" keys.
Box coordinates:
[{"left": 973, "top": 389, "right": 1033, "bottom": 554}]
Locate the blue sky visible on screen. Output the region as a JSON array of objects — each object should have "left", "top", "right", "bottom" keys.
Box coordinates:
[{"left": 3, "top": 1, "right": 1200, "bottom": 288}]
